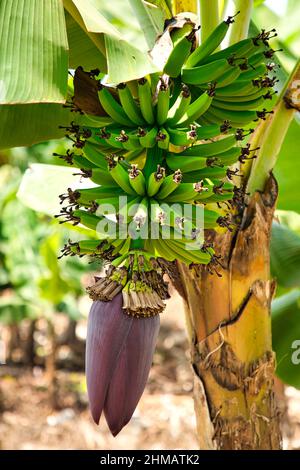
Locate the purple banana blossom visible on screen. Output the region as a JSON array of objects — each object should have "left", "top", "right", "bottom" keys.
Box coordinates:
[{"left": 86, "top": 294, "right": 160, "bottom": 436}]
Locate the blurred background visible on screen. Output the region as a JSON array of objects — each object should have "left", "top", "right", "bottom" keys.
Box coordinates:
[{"left": 0, "top": 0, "right": 300, "bottom": 450}]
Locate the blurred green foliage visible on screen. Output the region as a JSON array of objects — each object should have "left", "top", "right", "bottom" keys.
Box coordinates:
[{"left": 0, "top": 143, "right": 98, "bottom": 325}]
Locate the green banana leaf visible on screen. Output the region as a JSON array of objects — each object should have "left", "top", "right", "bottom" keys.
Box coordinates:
[
  {"left": 0, "top": 104, "right": 73, "bottom": 150},
  {"left": 104, "top": 35, "right": 158, "bottom": 84},
  {"left": 146, "top": 0, "right": 172, "bottom": 19},
  {"left": 250, "top": 15, "right": 300, "bottom": 215},
  {"left": 0, "top": 161, "right": 95, "bottom": 323},
  {"left": 65, "top": 0, "right": 161, "bottom": 83},
  {"left": 65, "top": 10, "right": 107, "bottom": 71},
  {"left": 253, "top": 0, "right": 300, "bottom": 72},
  {"left": 128, "top": 0, "right": 165, "bottom": 48},
  {"left": 272, "top": 289, "right": 300, "bottom": 389},
  {"left": 276, "top": 210, "right": 300, "bottom": 235},
  {"left": 1, "top": 0, "right": 162, "bottom": 150},
  {"left": 17, "top": 162, "right": 98, "bottom": 240},
  {"left": 271, "top": 221, "right": 300, "bottom": 288},
  {"left": 0, "top": 0, "right": 69, "bottom": 149},
  {"left": 70, "top": 0, "right": 163, "bottom": 49},
  {"left": 17, "top": 163, "right": 83, "bottom": 217},
  {"left": 275, "top": 120, "right": 300, "bottom": 214},
  {"left": 38, "top": 231, "right": 73, "bottom": 305}
]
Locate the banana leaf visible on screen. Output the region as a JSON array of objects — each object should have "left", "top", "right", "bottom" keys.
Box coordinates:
[{"left": 0, "top": 0, "right": 69, "bottom": 149}]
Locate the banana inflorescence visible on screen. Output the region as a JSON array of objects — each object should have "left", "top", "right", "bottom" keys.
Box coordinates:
[{"left": 57, "top": 15, "right": 278, "bottom": 317}]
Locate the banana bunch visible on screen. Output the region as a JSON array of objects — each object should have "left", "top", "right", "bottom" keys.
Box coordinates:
[{"left": 56, "top": 14, "right": 278, "bottom": 317}]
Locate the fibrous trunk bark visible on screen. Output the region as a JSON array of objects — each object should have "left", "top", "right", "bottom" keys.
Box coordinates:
[{"left": 177, "top": 177, "right": 282, "bottom": 450}]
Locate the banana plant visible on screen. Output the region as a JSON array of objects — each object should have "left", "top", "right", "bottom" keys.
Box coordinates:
[{"left": 1, "top": 0, "right": 300, "bottom": 450}]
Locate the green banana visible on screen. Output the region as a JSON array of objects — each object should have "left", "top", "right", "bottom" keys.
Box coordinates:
[
  {"left": 117, "top": 83, "right": 145, "bottom": 125},
  {"left": 182, "top": 58, "right": 235, "bottom": 86},
  {"left": 168, "top": 127, "right": 196, "bottom": 147},
  {"left": 166, "top": 154, "right": 207, "bottom": 172},
  {"left": 206, "top": 66, "right": 241, "bottom": 88},
  {"left": 203, "top": 192, "right": 233, "bottom": 204},
  {"left": 184, "top": 15, "right": 237, "bottom": 68},
  {"left": 177, "top": 90, "right": 214, "bottom": 126},
  {"left": 166, "top": 85, "right": 191, "bottom": 126},
  {"left": 197, "top": 115, "right": 212, "bottom": 126},
  {"left": 138, "top": 127, "right": 158, "bottom": 148},
  {"left": 115, "top": 130, "right": 142, "bottom": 151},
  {"left": 150, "top": 238, "right": 177, "bottom": 262},
  {"left": 72, "top": 154, "right": 96, "bottom": 170},
  {"left": 83, "top": 142, "right": 113, "bottom": 168},
  {"left": 128, "top": 165, "right": 146, "bottom": 196},
  {"left": 164, "top": 30, "right": 194, "bottom": 77},
  {"left": 78, "top": 115, "right": 113, "bottom": 128},
  {"left": 108, "top": 159, "right": 137, "bottom": 195},
  {"left": 71, "top": 186, "right": 125, "bottom": 206},
  {"left": 126, "top": 131, "right": 143, "bottom": 150},
  {"left": 76, "top": 240, "right": 111, "bottom": 253},
  {"left": 147, "top": 166, "right": 166, "bottom": 197},
  {"left": 88, "top": 167, "right": 117, "bottom": 185},
  {"left": 118, "top": 237, "right": 132, "bottom": 256},
  {"left": 165, "top": 238, "right": 212, "bottom": 264},
  {"left": 162, "top": 203, "right": 219, "bottom": 230},
  {"left": 124, "top": 148, "right": 145, "bottom": 163},
  {"left": 151, "top": 237, "right": 188, "bottom": 263},
  {"left": 143, "top": 146, "right": 163, "bottom": 179},
  {"left": 163, "top": 183, "right": 204, "bottom": 203},
  {"left": 132, "top": 197, "right": 149, "bottom": 232},
  {"left": 171, "top": 22, "right": 194, "bottom": 44},
  {"left": 156, "top": 81, "right": 170, "bottom": 125},
  {"left": 197, "top": 112, "right": 214, "bottom": 125},
  {"left": 202, "top": 208, "right": 221, "bottom": 229},
  {"left": 199, "top": 37, "right": 267, "bottom": 66},
  {"left": 248, "top": 51, "right": 273, "bottom": 67},
  {"left": 95, "top": 195, "right": 134, "bottom": 215},
  {"left": 237, "top": 63, "right": 267, "bottom": 81},
  {"left": 98, "top": 86, "right": 134, "bottom": 127},
  {"left": 194, "top": 122, "right": 232, "bottom": 139},
  {"left": 180, "top": 134, "right": 237, "bottom": 157},
  {"left": 210, "top": 146, "right": 241, "bottom": 166},
  {"left": 73, "top": 210, "right": 103, "bottom": 231},
  {"left": 98, "top": 127, "right": 125, "bottom": 149},
  {"left": 213, "top": 96, "right": 265, "bottom": 111},
  {"left": 70, "top": 126, "right": 103, "bottom": 147},
  {"left": 63, "top": 239, "right": 110, "bottom": 258},
  {"left": 168, "top": 77, "right": 182, "bottom": 108},
  {"left": 156, "top": 171, "right": 182, "bottom": 199},
  {"left": 213, "top": 86, "right": 271, "bottom": 102},
  {"left": 83, "top": 142, "right": 116, "bottom": 170},
  {"left": 138, "top": 78, "right": 155, "bottom": 124},
  {"left": 118, "top": 196, "right": 142, "bottom": 222},
  {"left": 214, "top": 80, "right": 261, "bottom": 97},
  {"left": 156, "top": 128, "right": 170, "bottom": 150},
  {"left": 208, "top": 106, "right": 257, "bottom": 125},
  {"left": 83, "top": 128, "right": 116, "bottom": 150},
  {"left": 152, "top": 203, "right": 178, "bottom": 229},
  {"left": 182, "top": 166, "right": 228, "bottom": 180}
]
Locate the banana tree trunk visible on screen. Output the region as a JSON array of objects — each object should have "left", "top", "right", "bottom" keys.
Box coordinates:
[{"left": 177, "top": 176, "right": 282, "bottom": 450}]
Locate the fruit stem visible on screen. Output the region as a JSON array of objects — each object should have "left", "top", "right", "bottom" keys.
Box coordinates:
[
  {"left": 198, "top": 0, "right": 219, "bottom": 43},
  {"left": 246, "top": 59, "right": 300, "bottom": 195},
  {"left": 228, "top": 0, "right": 253, "bottom": 45}
]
